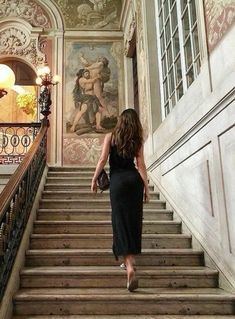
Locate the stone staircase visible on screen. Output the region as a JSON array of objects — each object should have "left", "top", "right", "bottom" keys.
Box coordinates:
[
  {"left": 12, "top": 166, "right": 235, "bottom": 318},
  {"left": 0, "top": 164, "right": 17, "bottom": 193}
]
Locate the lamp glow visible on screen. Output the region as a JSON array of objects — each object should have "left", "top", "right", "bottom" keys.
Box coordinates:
[
  {"left": 36, "top": 63, "right": 60, "bottom": 120},
  {"left": 36, "top": 77, "right": 43, "bottom": 85},
  {"left": 0, "top": 64, "right": 15, "bottom": 89},
  {"left": 43, "top": 66, "right": 50, "bottom": 74},
  {"left": 52, "top": 75, "right": 60, "bottom": 83}
]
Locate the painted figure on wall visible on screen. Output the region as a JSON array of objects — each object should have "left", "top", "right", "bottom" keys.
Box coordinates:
[
  {"left": 56, "top": 0, "right": 122, "bottom": 29},
  {"left": 70, "top": 68, "right": 104, "bottom": 132},
  {"left": 65, "top": 43, "right": 119, "bottom": 136},
  {"left": 63, "top": 42, "right": 123, "bottom": 165}
]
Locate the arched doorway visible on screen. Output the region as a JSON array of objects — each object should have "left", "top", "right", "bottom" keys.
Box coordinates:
[{"left": 0, "top": 59, "right": 38, "bottom": 123}]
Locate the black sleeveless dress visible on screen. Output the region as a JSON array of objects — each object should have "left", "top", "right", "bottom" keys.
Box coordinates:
[{"left": 109, "top": 144, "right": 144, "bottom": 260}]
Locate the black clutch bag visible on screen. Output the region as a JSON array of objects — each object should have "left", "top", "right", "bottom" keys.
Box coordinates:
[{"left": 97, "top": 169, "right": 110, "bottom": 192}]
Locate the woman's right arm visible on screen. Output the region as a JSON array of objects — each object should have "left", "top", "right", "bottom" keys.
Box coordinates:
[{"left": 136, "top": 145, "right": 150, "bottom": 203}]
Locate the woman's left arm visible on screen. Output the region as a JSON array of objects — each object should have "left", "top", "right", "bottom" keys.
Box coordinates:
[{"left": 91, "top": 133, "right": 112, "bottom": 193}]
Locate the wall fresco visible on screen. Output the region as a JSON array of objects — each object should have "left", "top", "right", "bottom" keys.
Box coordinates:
[
  {"left": 204, "top": 0, "right": 235, "bottom": 51},
  {"left": 63, "top": 41, "right": 121, "bottom": 165},
  {"left": 54, "top": 0, "right": 122, "bottom": 29}
]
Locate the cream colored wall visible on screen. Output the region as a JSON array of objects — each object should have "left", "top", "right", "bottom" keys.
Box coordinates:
[
  {"left": 0, "top": 87, "right": 37, "bottom": 123},
  {"left": 133, "top": 0, "right": 235, "bottom": 288}
]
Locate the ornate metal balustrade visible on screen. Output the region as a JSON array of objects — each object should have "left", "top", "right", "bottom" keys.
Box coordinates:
[
  {"left": 0, "top": 120, "right": 48, "bottom": 300},
  {"left": 0, "top": 123, "right": 41, "bottom": 164}
]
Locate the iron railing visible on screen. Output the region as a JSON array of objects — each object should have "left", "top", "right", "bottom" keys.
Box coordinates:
[
  {"left": 0, "top": 120, "right": 48, "bottom": 299},
  {"left": 0, "top": 123, "right": 41, "bottom": 164}
]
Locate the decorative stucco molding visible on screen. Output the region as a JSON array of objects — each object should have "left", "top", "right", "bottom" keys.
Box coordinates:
[
  {"left": 0, "top": 0, "right": 52, "bottom": 29},
  {"left": 0, "top": 28, "right": 28, "bottom": 53},
  {"left": 0, "top": 22, "right": 46, "bottom": 68},
  {"left": 124, "top": 16, "right": 136, "bottom": 56}
]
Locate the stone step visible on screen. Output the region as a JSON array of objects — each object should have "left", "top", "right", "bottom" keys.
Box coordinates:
[
  {"left": 48, "top": 166, "right": 97, "bottom": 172},
  {"left": 46, "top": 177, "right": 96, "bottom": 184},
  {"left": 36, "top": 208, "right": 173, "bottom": 221},
  {"left": 46, "top": 178, "right": 95, "bottom": 185},
  {"left": 20, "top": 266, "right": 218, "bottom": 289},
  {"left": 25, "top": 249, "right": 204, "bottom": 267},
  {"left": 11, "top": 315, "right": 235, "bottom": 319},
  {"left": 44, "top": 183, "right": 155, "bottom": 192},
  {"left": 41, "top": 190, "right": 159, "bottom": 200},
  {"left": 45, "top": 177, "right": 153, "bottom": 186},
  {"left": 47, "top": 172, "right": 104, "bottom": 179},
  {"left": 39, "top": 199, "right": 166, "bottom": 209},
  {"left": 13, "top": 288, "right": 235, "bottom": 315},
  {"left": 33, "top": 220, "right": 181, "bottom": 234},
  {"left": 30, "top": 233, "right": 191, "bottom": 249}
]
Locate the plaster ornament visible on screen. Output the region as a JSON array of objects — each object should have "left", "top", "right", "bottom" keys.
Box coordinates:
[
  {"left": 124, "top": 17, "right": 136, "bottom": 56},
  {"left": 0, "top": 0, "right": 51, "bottom": 28},
  {"left": 0, "top": 28, "right": 28, "bottom": 53},
  {"left": 0, "top": 27, "right": 46, "bottom": 68}
]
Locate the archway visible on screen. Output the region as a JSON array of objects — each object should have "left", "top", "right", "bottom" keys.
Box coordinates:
[
  {"left": 0, "top": 0, "right": 64, "bottom": 164},
  {"left": 0, "top": 58, "right": 38, "bottom": 123}
]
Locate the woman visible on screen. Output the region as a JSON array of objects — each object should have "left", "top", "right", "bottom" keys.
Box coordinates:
[{"left": 91, "top": 108, "right": 150, "bottom": 291}]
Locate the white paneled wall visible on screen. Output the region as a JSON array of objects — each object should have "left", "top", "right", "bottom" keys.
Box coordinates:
[{"left": 146, "top": 19, "right": 235, "bottom": 289}]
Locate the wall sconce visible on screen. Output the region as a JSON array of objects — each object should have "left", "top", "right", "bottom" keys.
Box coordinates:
[
  {"left": 36, "top": 65, "right": 60, "bottom": 119},
  {"left": 0, "top": 64, "right": 15, "bottom": 98}
]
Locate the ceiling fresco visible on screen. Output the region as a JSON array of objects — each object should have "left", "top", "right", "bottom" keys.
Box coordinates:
[{"left": 54, "top": 0, "right": 123, "bottom": 29}]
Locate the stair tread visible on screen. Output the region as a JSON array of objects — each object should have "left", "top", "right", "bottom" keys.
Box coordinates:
[
  {"left": 14, "top": 287, "right": 235, "bottom": 300},
  {"left": 37, "top": 208, "right": 170, "bottom": 212},
  {"left": 33, "top": 220, "right": 179, "bottom": 224},
  {"left": 39, "top": 198, "right": 164, "bottom": 203},
  {"left": 11, "top": 315, "right": 235, "bottom": 319},
  {"left": 26, "top": 248, "right": 203, "bottom": 255},
  {"left": 30, "top": 233, "right": 190, "bottom": 238},
  {"left": 21, "top": 266, "right": 218, "bottom": 275},
  {"left": 48, "top": 165, "right": 96, "bottom": 172},
  {"left": 42, "top": 190, "right": 157, "bottom": 194}
]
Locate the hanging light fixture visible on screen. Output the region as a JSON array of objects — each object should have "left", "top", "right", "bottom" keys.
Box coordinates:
[
  {"left": 0, "top": 64, "right": 16, "bottom": 98},
  {"left": 36, "top": 64, "right": 60, "bottom": 119}
]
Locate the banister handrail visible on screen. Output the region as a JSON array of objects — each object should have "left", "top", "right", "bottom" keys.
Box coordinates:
[
  {"left": 0, "top": 123, "right": 41, "bottom": 127},
  {"left": 0, "top": 118, "right": 49, "bottom": 299},
  {"left": 0, "top": 121, "right": 47, "bottom": 221}
]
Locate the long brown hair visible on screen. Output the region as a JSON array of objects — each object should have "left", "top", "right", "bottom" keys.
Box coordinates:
[{"left": 112, "top": 108, "right": 143, "bottom": 158}]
